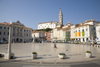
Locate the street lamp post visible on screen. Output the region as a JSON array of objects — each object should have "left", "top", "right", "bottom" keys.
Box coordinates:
[{"left": 8, "top": 23, "right": 12, "bottom": 58}]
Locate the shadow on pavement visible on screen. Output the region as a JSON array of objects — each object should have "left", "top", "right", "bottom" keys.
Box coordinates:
[
  {"left": 14, "top": 56, "right": 31, "bottom": 59},
  {"left": 70, "top": 63, "right": 100, "bottom": 67},
  {"left": 91, "top": 56, "right": 95, "bottom": 58}
]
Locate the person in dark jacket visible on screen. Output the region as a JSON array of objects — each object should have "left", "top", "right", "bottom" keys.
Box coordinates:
[{"left": 54, "top": 43, "right": 57, "bottom": 48}]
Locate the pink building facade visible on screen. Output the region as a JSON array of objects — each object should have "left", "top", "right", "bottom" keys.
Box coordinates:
[{"left": 47, "top": 32, "right": 51, "bottom": 41}]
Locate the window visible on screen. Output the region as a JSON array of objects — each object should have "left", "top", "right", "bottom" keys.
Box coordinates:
[
  {"left": 94, "top": 28, "right": 95, "bottom": 30},
  {"left": 83, "top": 38, "right": 84, "bottom": 42},
  {"left": 4, "top": 27, "right": 6, "bottom": 29},
  {"left": 86, "top": 28, "right": 88, "bottom": 31},
  {"left": 0, "top": 26, "right": 2, "bottom": 29},
  {"left": 86, "top": 38, "right": 88, "bottom": 42},
  {"left": 4, "top": 32, "right": 5, "bottom": 35},
  {"left": 82, "top": 29, "right": 84, "bottom": 32},
  {"left": 0, "top": 32, "right": 1, "bottom": 35}
]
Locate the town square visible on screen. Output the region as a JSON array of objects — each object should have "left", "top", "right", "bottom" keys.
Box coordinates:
[
  {"left": 0, "top": 43, "right": 100, "bottom": 62},
  {"left": 0, "top": 0, "right": 100, "bottom": 67}
]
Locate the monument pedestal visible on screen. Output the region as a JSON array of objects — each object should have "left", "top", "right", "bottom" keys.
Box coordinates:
[{"left": 4, "top": 53, "right": 14, "bottom": 59}]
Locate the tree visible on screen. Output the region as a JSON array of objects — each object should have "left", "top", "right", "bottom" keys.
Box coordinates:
[{"left": 44, "top": 28, "right": 52, "bottom": 32}]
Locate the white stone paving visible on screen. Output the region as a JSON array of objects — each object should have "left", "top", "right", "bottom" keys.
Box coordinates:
[{"left": 0, "top": 43, "right": 100, "bottom": 62}]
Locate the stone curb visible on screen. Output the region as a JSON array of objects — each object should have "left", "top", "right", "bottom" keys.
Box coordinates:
[{"left": 1, "top": 58, "right": 100, "bottom": 65}]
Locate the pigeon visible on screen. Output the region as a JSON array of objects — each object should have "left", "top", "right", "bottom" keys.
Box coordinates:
[{"left": 66, "top": 49, "right": 68, "bottom": 51}]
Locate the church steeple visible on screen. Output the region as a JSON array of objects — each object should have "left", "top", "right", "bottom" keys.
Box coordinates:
[
  {"left": 59, "top": 8, "right": 63, "bottom": 25},
  {"left": 59, "top": 8, "right": 63, "bottom": 16}
]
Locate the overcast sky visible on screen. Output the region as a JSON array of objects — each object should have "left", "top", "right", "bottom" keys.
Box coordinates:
[{"left": 0, "top": 0, "right": 100, "bottom": 29}]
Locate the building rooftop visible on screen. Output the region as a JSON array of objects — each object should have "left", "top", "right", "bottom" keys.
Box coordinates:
[
  {"left": 38, "top": 21, "right": 58, "bottom": 24},
  {"left": 0, "top": 22, "right": 10, "bottom": 25},
  {"left": 0, "top": 22, "right": 32, "bottom": 29},
  {"left": 75, "top": 24, "right": 93, "bottom": 28},
  {"left": 33, "top": 31, "right": 39, "bottom": 33}
]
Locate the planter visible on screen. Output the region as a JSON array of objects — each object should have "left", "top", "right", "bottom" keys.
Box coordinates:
[
  {"left": 31, "top": 54, "right": 37, "bottom": 59},
  {"left": 0, "top": 54, "right": 2, "bottom": 58},
  {"left": 86, "top": 53, "right": 92, "bottom": 58},
  {"left": 58, "top": 53, "right": 66, "bottom": 59}
]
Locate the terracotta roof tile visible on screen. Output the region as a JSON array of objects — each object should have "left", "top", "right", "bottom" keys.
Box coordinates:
[
  {"left": 33, "top": 31, "right": 39, "bottom": 33},
  {"left": 62, "top": 27, "right": 70, "bottom": 30},
  {"left": 0, "top": 22, "right": 10, "bottom": 25},
  {"left": 85, "top": 20, "right": 92, "bottom": 23},
  {"left": 57, "top": 28, "right": 63, "bottom": 31},
  {"left": 45, "top": 32, "right": 48, "bottom": 34},
  {"left": 75, "top": 24, "right": 93, "bottom": 28},
  {"left": 24, "top": 26, "right": 32, "bottom": 29},
  {"left": 63, "top": 30, "right": 69, "bottom": 31}
]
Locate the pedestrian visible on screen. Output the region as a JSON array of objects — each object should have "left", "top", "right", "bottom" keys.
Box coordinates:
[{"left": 54, "top": 43, "right": 57, "bottom": 48}]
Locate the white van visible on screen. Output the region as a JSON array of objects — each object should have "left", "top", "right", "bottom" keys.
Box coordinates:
[{"left": 97, "top": 41, "right": 100, "bottom": 45}]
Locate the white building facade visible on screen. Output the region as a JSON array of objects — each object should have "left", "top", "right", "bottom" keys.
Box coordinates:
[
  {"left": 70, "top": 19, "right": 100, "bottom": 42},
  {"left": 38, "top": 21, "right": 58, "bottom": 29},
  {"left": 96, "top": 23, "right": 100, "bottom": 41},
  {"left": 0, "top": 21, "right": 32, "bottom": 42}
]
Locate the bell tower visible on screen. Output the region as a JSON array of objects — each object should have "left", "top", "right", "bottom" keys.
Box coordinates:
[
  {"left": 56, "top": 8, "right": 63, "bottom": 29},
  {"left": 59, "top": 8, "right": 63, "bottom": 25}
]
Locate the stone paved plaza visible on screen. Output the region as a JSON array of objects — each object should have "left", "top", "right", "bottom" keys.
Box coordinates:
[{"left": 0, "top": 43, "right": 100, "bottom": 63}]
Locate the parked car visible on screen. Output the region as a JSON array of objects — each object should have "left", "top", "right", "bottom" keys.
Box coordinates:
[
  {"left": 74, "top": 40, "right": 81, "bottom": 44},
  {"left": 57, "top": 40, "right": 62, "bottom": 43},
  {"left": 53, "top": 40, "right": 57, "bottom": 43},
  {"left": 97, "top": 41, "right": 100, "bottom": 45},
  {"left": 62, "top": 41, "right": 65, "bottom": 43},
  {"left": 64, "top": 41, "right": 68, "bottom": 43},
  {"left": 0, "top": 40, "right": 3, "bottom": 44},
  {"left": 67, "top": 41, "right": 71, "bottom": 43},
  {"left": 3, "top": 40, "right": 8, "bottom": 44},
  {"left": 90, "top": 40, "right": 97, "bottom": 44},
  {"left": 71, "top": 41, "right": 74, "bottom": 43}
]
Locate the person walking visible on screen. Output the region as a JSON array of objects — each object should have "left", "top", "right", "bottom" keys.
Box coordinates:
[
  {"left": 54, "top": 43, "right": 56, "bottom": 48},
  {"left": 54, "top": 43, "right": 57, "bottom": 48}
]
